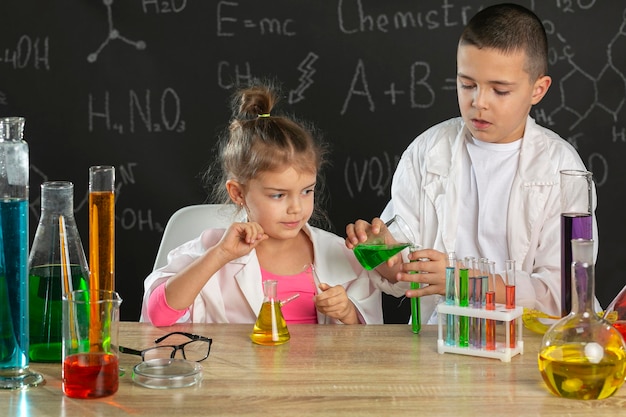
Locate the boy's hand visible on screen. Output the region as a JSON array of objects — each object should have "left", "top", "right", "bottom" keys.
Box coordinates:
[
  {"left": 314, "top": 283, "right": 359, "bottom": 324},
  {"left": 397, "top": 248, "right": 447, "bottom": 297},
  {"left": 345, "top": 218, "right": 388, "bottom": 249}
]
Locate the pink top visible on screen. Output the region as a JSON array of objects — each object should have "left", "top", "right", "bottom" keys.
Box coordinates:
[
  {"left": 147, "top": 266, "right": 318, "bottom": 325},
  {"left": 261, "top": 266, "right": 317, "bottom": 324},
  {"left": 146, "top": 283, "right": 186, "bottom": 327}
]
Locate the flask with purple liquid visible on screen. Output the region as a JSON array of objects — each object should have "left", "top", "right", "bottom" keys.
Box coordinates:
[{"left": 560, "top": 170, "right": 593, "bottom": 317}]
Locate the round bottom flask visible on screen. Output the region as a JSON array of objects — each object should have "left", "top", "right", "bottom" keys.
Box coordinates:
[{"left": 538, "top": 239, "right": 626, "bottom": 400}]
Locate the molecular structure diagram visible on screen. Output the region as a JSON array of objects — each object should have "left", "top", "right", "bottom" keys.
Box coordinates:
[
  {"left": 87, "top": 0, "right": 146, "bottom": 63},
  {"left": 548, "top": 10, "right": 626, "bottom": 131}
]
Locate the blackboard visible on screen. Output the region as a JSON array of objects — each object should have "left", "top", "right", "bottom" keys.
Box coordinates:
[{"left": 1, "top": 0, "right": 624, "bottom": 322}]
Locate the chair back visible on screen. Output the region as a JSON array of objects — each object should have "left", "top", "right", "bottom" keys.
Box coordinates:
[{"left": 153, "top": 204, "right": 239, "bottom": 270}]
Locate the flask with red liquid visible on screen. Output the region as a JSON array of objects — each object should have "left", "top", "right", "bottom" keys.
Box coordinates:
[{"left": 605, "top": 284, "right": 626, "bottom": 341}]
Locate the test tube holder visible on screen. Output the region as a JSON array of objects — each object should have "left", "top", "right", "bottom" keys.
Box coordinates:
[{"left": 436, "top": 303, "right": 524, "bottom": 362}]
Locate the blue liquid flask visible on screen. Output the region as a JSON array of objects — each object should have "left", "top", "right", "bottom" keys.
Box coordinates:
[{"left": 0, "top": 117, "right": 44, "bottom": 389}]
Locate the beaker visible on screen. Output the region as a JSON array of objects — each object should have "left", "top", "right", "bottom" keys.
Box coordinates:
[
  {"left": 539, "top": 239, "right": 626, "bottom": 400},
  {"left": 62, "top": 289, "right": 122, "bottom": 399},
  {"left": 250, "top": 280, "right": 290, "bottom": 345}
]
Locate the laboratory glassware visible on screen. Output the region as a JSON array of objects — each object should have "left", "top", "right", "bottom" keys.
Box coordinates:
[{"left": 539, "top": 238, "right": 626, "bottom": 400}]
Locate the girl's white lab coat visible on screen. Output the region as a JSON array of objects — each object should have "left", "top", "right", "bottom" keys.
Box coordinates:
[
  {"left": 384, "top": 116, "right": 598, "bottom": 322},
  {"left": 140, "top": 223, "right": 407, "bottom": 325}
]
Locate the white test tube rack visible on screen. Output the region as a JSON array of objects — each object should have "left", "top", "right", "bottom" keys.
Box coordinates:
[{"left": 436, "top": 303, "right": 524, "bottom": 362}]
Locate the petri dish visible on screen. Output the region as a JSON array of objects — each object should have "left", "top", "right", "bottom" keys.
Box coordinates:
[{"left": 132, "top": 358, "right": 202, "bottom": 389}]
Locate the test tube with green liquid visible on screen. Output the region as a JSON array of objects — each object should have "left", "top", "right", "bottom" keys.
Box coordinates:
[
  {"left": 458, "top": 258, "right": 469, "bottom": 347},
  {"left": 409, "top": 245, "right": 422, "bottom": 334},
  {"left": 444, "top": 252, "right": 457, "bottom": 346}
]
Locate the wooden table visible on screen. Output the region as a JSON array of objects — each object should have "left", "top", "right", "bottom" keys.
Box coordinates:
[{"left": 3, "top": 323, "right": 626, "bottom": 416}]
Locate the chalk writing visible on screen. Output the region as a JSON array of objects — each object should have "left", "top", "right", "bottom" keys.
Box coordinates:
[
  {"left": 556, "top": 0, "right": 596, "bottom": 13},
  {"left": 0, "top": 35, "right": 49, "bottom": 70},
  {"left": 88, "top": 88, "right": 186, "bottom": 134},
  {"left": 289, "top": 52, "right": 319, "bottom": 104},
  {"left": 344, "top": 152, "right": 400, "bottom": 199},
  {"left": 121, "top": 208, "right": 163, "bottom": 232},
  {"left": 217, "top": 61, "right": 254, "bottom": 89},
  {"left": 341, "top": 59, "right": 375, "bottom": 115},
  {"left": 341, "top": 60, "right": 436, "bottom": 114},
  {"left": 217, "top": 1, "right": 296, "bottom": 37},
  {"left": 29, "top": 162, "right": 163, "bottom": 232},
  {"left": 142, "top": 0, "right": 187, "bottom": 14},
  {"left": 587, "top": 152, "right": 608, "bottom": 187},
  {"left": 88, "top": 0, "right": 147, "bottom": 63},
  {"left": 544, "top": 10, "right": 626, "bottom": 129},
  {"left": 337, "top": 0, "right": 475, "bottom": 34}
]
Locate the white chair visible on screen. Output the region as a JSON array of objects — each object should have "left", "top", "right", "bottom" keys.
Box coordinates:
[{"left": 153, "top": 204, "right": 239, "bottom": 271}]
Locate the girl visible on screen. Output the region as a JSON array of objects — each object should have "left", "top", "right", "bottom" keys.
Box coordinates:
[{"left": 140, "top": 83, "right": 404, "bottom": 326}]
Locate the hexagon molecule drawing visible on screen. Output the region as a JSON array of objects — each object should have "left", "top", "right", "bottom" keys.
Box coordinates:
[{"left": 549, "top": 13, "right": 626, "bottom": 130}]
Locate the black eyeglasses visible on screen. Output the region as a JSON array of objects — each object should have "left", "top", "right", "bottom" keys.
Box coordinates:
[{"left": 119, "top": 332, "right": 212, "bottom": 362}]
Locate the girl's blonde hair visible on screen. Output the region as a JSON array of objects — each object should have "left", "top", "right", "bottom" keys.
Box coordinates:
[{"left": 205, "top": 81, "right": 331, "bottom": 229}]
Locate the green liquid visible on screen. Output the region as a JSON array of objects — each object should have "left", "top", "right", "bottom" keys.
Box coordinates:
[
  {"left": 28, "top": 264, "right": 88, "bottom": 362},
  {"left": 458, "top": 268, "right": 469, "bottom": 347},
  {"left": 353, "top": 243, "right": 411, "bottom": 270}
]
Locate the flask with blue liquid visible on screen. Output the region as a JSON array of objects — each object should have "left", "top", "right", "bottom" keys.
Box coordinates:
[{"left": 0, "top": 117, "right": 44, "bottom": 389}]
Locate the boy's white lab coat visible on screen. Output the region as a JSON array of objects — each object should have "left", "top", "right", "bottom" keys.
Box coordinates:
[{"left": 384, "top": 116, "right": 598, "bottom": 322}]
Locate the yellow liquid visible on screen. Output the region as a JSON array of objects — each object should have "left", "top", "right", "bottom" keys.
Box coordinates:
[
  {"left": 250, "top": 301, "right": 290, "bottom": 346},
  {"left": 89, "top": 191, "right": 115, "bottom": 291},
  {"left": 538, "top": 344, "right": 626, "bottom": 400}
]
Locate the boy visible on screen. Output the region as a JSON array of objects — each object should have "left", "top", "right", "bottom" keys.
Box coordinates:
[{"left": 346, "top": 3, "right": 597, "bottom": 323}]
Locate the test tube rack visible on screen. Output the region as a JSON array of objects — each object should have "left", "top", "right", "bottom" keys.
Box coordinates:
[{"left": 436, "top": 303, "right": 524, "bottom": 362}]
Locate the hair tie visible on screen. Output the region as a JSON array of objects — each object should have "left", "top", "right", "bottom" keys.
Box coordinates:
[{"left": 257, "top": 113, "right": 271, "bottom": 118}]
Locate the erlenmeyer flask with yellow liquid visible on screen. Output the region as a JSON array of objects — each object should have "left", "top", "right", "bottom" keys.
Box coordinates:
[{"left": 250, "top": 280, "right": 290, "bottom": 346}]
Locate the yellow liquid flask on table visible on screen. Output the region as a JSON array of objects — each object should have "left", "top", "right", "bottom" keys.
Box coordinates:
[
  {"left": 250, "top": 280, "right": 290, "bottom": 346},
  {"left": 538, "top": 239, "right": 626, "bottom": 400}
]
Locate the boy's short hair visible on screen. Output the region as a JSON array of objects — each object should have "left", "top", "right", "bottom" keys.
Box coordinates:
[{"left": 459, "top": 3, "right": 548, "bottom": 81}]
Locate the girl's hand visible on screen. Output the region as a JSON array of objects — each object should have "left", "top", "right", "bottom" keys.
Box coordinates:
[
  {"left": 314, "top": 283, "right": 359, "bottom": 324},
  {"left": 215, "top": 221, "right": 268, "bottom": 262}
]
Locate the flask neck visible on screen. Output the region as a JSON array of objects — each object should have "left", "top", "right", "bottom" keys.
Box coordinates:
[
  {"left": 0, "top": 117, "right": 24, "bottom": 141},
  {"left": 571, "top": 261, "right": 595, "bottom": 313},
  {"left": 570, "top": 238, "right": 596, "bottom": 314},
  {"left": 263, "top": 280, "right": 278, "bottom": 301},
  {"left": 41, "top": 182, "right": 75, "bottom": 217}
]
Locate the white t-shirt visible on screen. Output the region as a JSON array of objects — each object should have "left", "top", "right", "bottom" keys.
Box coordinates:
[{"left": 455, "top": 137, "right": 521, "bottom": 270}]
